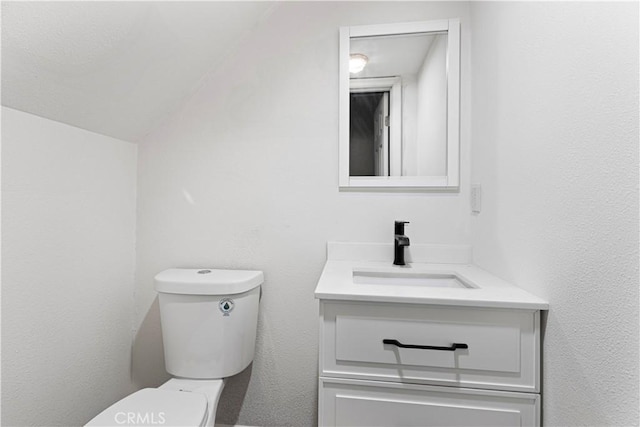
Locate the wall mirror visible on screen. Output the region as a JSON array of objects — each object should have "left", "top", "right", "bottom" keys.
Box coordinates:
[{"left": 339, "top": 19, "right": 460, "bottom": 190}]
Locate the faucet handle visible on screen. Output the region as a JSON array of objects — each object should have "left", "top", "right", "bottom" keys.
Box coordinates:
[{"left": 394, "top": 220, "right": 410, "bottom": 235}]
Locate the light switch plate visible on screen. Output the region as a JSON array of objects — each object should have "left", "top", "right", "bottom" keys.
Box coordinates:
[{"left": 471, "top": 184, "right": 482, "bottom": 214}]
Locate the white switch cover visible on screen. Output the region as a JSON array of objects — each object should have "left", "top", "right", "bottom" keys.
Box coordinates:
[{"left": 471, "top": 184, "right": 482, "bottom": 214}]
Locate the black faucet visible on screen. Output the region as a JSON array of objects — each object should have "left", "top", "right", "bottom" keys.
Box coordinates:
[{"left": 393, "top": 221, "right": 410, "bottom": 266}]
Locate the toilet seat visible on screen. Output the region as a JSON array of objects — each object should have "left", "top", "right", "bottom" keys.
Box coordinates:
[{"left": 85, "top": 388, "right": 208, "bottom": 427}]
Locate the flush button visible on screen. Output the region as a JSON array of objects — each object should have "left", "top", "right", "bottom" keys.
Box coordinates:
[
  {"left": 197, "top": 269, "right": 212, "bottom": 274},
  {"left": 219, "top": 298, "right": 234, "bottom": 316}
]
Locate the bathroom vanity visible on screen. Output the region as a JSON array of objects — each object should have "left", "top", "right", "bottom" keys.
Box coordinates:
[{"left": 315, "top": 243, "right": 548, "bottom": 427}]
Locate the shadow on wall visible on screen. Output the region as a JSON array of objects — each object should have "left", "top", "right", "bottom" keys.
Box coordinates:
[
  {"left": 131, "top": 297, "right": 170, "bottom": 388},
  {"left": 216, "top": 364, "right": 253, "bottom": 425}
]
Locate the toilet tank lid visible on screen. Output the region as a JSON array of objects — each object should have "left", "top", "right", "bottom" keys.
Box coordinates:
[
  {"left": 85, "top": 388, "right": 207, "bottom": 427},
  {"left": 155, "top": 268, "right": 264, "bottom": 295}
]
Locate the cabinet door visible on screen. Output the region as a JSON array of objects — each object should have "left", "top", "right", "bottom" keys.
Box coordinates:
[{"left": 319, "top": 379, "right": 539, "bottom": 427}]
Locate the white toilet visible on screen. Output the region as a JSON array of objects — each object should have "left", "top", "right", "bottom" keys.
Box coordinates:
[{"left": 86, "top": 268, "right": 263, "bottom": 427}]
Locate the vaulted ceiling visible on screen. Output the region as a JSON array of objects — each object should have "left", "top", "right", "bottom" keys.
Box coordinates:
[{"left": 1, "top": 2, "right": 276, "bottom": 142}]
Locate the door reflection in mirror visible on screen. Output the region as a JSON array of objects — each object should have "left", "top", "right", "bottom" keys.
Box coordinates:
[{"left": 350, "top": 92, "right": 388, "bottom": 176}]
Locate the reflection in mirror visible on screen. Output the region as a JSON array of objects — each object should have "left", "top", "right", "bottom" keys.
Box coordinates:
[
  {"left": 350, "top": 32, "right": 447, "bottom": 177},
  {"left": 350, "top": 91, "right": 387, "bottom": 176},
  {"left": 339, "top": 19, "right": 460, "bottom": 190}
]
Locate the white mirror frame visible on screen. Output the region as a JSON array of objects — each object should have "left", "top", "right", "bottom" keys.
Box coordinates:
[{"left": 339, "top": 19, "right": 460, "bottom": 191}]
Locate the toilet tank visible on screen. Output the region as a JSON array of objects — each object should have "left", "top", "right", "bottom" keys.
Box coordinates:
[{"left": 155, "top": 268, "right": 263, "bottom": 379}]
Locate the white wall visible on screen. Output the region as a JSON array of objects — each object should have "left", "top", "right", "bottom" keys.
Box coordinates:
[
  {"left": 470, "top": 2, "right": 638, "bottom": 426},
  {"left": 416, "top": 34, "right": 447, "bottom": 176},
  {"left": 2, "top": 107, "right": 138, "bottom": 426},
  {"left": 133, "top": 2, "right": 471, "bottom": 426},
  {"left": 401, "top": 73, "right": 419, "bottom": 175}
]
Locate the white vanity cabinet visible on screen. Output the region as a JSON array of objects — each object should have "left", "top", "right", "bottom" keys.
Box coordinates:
[
  {"left": 315, "top": 244, "right": 548, "bottom": 427},
  {"left": 317, "top": 300, "right": 542, "bottom": 426}
]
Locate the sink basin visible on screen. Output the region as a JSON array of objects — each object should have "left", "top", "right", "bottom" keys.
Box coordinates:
[{"left": 352, "top": 269, "right": 476, "bottom": 289}]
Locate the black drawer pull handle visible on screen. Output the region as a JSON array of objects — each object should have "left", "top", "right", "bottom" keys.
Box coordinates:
[{"left": 383, "top": 339, "right": 468, "bottom": 351}]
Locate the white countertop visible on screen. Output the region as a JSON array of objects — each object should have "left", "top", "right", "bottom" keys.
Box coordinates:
[{"left": 315, "top": 260, "right": 549, "bottom": 310}]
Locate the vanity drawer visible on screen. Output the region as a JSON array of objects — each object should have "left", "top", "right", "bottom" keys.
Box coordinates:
[
  {"left": 319, "top": 301, "right": 540, "bottom": 392},
  {"left": 319, "top": 378, "right": 539, "bottom": 427}
]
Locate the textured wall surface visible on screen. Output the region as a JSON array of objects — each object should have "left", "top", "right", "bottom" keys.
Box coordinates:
[
  {"left": 1, "top": 107, "right": 138, "bottom": 426},
  {"left": 469, "top": 3, "right": 639, "bottom": 426},
  {"left": 134, "top": 3, "right": 471, "bottom": 426}
]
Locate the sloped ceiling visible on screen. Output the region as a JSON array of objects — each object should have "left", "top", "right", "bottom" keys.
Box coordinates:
[{"left": 1, "top": 1, "right": 275, "bottom": 142}]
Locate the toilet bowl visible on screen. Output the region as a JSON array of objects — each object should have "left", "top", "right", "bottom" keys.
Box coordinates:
[
  {"left": 86, "top": 379, "right": 224, "bottom": 427},
  {"left": 86, "top": 268, "right": 263, "bottom": 427}
]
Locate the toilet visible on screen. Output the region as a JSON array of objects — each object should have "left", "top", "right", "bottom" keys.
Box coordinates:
[{"left": 86, "top": 268, "right": 263, "bottom": 427}]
